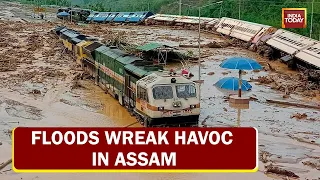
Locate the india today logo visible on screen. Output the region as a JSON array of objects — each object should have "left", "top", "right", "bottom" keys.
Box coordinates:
[{"left": 282, "top": 8, "right": 307, "bottom": 28}]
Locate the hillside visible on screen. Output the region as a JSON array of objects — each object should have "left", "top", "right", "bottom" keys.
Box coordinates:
[{"left": 17, "top": 0, "right": 320, "bottom": 39}]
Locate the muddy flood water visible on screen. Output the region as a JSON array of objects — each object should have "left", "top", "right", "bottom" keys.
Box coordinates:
[{"left": 0, "top": 1, "right": 319, "bottom": 180}]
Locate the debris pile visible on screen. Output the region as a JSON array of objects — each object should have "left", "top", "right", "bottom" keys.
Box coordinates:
[
  {"left": 0, "top": 54, "right": 16, "bottom": 71},
  {"left": 259, "top": 151, "right": 271, "bottom": 163},
  {"left": 264, "top": 164, "right": 299, "bottom": 178},
  {"left": 231, "top": 38, "right": 251, "bottom": 49},
  {"left": 302, "top": 160, "right": 320, "bottom": 170},
  {"left": 252, "top": 73, "right": 320, "bottom": 97},
  {"left": 26, "top": 34, "right": 44, "bottom": 51}
]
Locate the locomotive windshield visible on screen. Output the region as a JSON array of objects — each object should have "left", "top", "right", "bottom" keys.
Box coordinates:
[
  {"left": 176, "top": 84, "right": 196, "bottom": 98},
  {"left": 152, "top": 86, "right": 173, "bottom": 100}
]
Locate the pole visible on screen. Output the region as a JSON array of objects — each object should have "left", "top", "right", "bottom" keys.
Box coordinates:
[
  {"left": 198, "top": 7, "right": 201, "bottom": 81},
  {"left": 310, "top": 0, "right": 314, "bottom": 38},
  {"left": 238, "top": 0, "right": 241, "bottom": 19},
  {"left": 70, "top": 0, "right": 72, "bottom": 23},
  {"left": 238, "top": 70, "right": 242, "bottom": 97},
  {"left": 237, "top": 108, "right": 241, "bottom": 127},
  {"left": 179, "top": 0, "right": 182, "bottom": 15}
]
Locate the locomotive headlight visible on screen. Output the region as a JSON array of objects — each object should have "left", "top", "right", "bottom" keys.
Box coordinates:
[
  {"left": 190, "top": 104, "right": 197, "bottom": 109},
  {"left": 172, "top": 101, "right": 181, "bottom": 107},
  {"left": 158, "top": 107, "right": 164, "bottom": 111}
]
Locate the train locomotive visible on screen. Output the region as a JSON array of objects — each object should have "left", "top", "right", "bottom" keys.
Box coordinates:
[{"left": 54, "top": 26, "right": 200, "bottom": 127}]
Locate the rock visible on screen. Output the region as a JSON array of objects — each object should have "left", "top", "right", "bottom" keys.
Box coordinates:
[
  {"left": 207, "top": 72, "right": 215, "bottom": 75},
  {"left": 0, "top": 141, "right": 2, "bottom": 145}
]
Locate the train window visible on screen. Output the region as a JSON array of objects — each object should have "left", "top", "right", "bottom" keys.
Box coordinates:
[
  {"left": 137, "top": 86, "right": 148, "bottom": 102},
  {"left": 152, "top": 86, "right": 173, "bottom": 100},
  {"left": 176, "top": 84, "right": 196, "bottom": 99}
]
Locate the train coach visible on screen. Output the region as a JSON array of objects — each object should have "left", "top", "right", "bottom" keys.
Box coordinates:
[
  {"left": 145, "top": 14, "right": 219, "bottom": 30},
  {"left": 295, "top": 42, "right": 320, "bottom": 70},
  {"left": 264, "top": 29, "right": 319, "bottom": 68},
  {"left": 86, "top": 11, "right": 154, "bottom": 24},
  {"left": 53, "top": 26, "right": 201, "bottom": 127},
  {"left": 214, "top": 17, "right": 277, "bottom": 50}
]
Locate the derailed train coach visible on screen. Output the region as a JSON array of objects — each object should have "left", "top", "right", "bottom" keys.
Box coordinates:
[
  {"left": 86, "top": 11, "right": 154, "bottom": 24},
  {"left": 53, "top": 26, "right": 201, "bottom": 127},
  {"left": 145, "top": 14, "right": 220, "bottom": 30},
  {"left": 214, "top": 17, "right": 278, "bottom": 50},
  {"left": 264, "top": 29, "right": 320, "bottom": 69}
]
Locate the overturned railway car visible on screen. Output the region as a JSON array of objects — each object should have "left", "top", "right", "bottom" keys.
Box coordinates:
[
  {"left": 264, "top": 29, "right": 320, "bottom": 71},
  {"left": 214, "top": 17, "right": 277, "bottom": 50},
  {"left": 54, "top": 26, "right": 200, "bottom": 127},
  {"left": 145, "top": 14, "right": 219, "bottom": 30}
]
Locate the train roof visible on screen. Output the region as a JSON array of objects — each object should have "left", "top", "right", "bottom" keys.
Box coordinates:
[
  {"left": 116, "top": 55, "right": 141, "bottom": 65},
  {"left": 220, "top": 17, "right": 271, "bottom": 28},
  {"left": 85, "top": 42, "right": 103, "bottom": 52},
  {"left": 137, "top": 72, "right": 194, "bottom": 88},
  {"left": 125, "top": 64, "right": 153, "bottom": 77},
  {"left": 70, "top": 37, "right": 83, "bottom": 44}
]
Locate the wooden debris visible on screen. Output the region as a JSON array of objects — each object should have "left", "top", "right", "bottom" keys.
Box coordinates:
[
  {"left": 302, "top": 161, "right": 320, "bottom": 170},
  {"left": 264, "top": 164, "right": 299, "bottom": 178},
  {"left": 291, "top": 113, "right": 308, "bottom": 120},
  {"left": 179, "top": 44, "right": 206, "bottom": 48},
  {"left": 267, "top": 63, "right": 275, "bottom": 71},
  {"left": 259, "top": 151, "right": 270, "bottom": 163},
  {"left": 250, "top": 96, "right": 258, "bottom": 101},
  {"left": 0, "top": 159, "right": 12, "bottom": 171},
  {"left": 266, "top": 99, "right": 320, "bottom": 110},
  {"left": 179, "top": 41, "right": 229, "bottom": 48}
]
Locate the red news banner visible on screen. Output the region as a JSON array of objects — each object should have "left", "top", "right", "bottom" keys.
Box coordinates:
[{"left": 13, "top": 127, "right": 258, "bottom": 172}]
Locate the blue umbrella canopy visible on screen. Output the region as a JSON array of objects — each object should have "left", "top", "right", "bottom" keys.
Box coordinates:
[
  {"left": 220, "top": 57, "right": 262, "bottom": 70},
  {"left": 57, "top": 11, "right": 70, "bottom": 17},
  {"left": 215, "top": 77, "right": 252, "bottom": 91}
]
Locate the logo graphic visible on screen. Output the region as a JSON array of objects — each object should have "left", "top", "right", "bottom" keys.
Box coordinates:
[{"left": 282, "top": 8, "right": 307, "bottom": 28}]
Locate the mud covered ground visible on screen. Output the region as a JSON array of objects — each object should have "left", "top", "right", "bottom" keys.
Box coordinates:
[{"left": 0, "top": 1, "right": 319, "bottom": 180}]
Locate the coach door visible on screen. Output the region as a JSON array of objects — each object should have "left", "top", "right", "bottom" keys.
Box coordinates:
[{"left": 124, "top": 74, "right": 130, "bottom": 107}]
